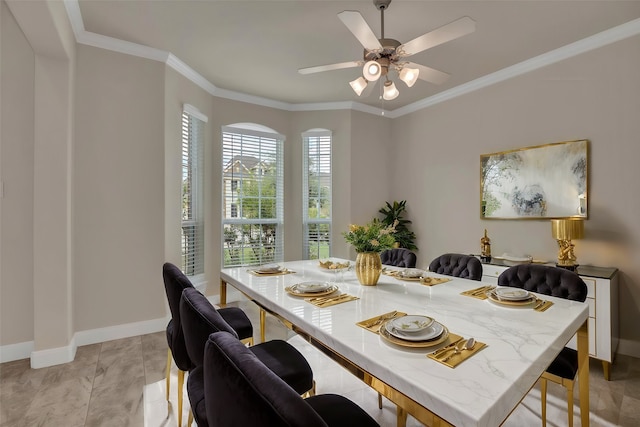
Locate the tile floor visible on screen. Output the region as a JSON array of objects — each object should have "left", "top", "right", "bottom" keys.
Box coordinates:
[{"left": 2, "top": 298, "right": 639, "bottom": 426}]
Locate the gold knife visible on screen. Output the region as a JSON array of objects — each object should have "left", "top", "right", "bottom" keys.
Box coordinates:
[
  {"left": 318, "top": 294, "right": 351, "bottom": 306},
  {"left": 538, "top": 301, "right": 554, "bottom": 312},
  {"left": 431, "top": 337, "right": 464, "bottom": 356}
]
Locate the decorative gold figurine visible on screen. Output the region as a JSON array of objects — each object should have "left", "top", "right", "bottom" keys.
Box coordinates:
[
  {"left": 480, "top": 229, "right": 492, "bottom": 262},
  {"left": 552, "top": 219, "right": 584, "bottom": 271}
]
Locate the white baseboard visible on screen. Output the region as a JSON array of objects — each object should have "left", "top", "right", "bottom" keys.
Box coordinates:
[
  {"left": 618, "top": 338, "right": 640, "bottom": 359},
  {"left": 1, "top": 315, "right": 169, "bottom": 367},
  {"left": 0, "top": 340, "right": 34, "bottom": 364},
  {"left": 31, "top": 336, "right": 77, "bottom": 369}
]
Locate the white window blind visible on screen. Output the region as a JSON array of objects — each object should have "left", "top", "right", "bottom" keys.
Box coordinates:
[
  {"left": 181, "top": 106, "right": 206, "bottom": 277},
  {"left": 222, "top": 125, "right": 284, "bottom": 267},
  {"left": 302, "top": 130, "right": 332, "bottom": 259}
]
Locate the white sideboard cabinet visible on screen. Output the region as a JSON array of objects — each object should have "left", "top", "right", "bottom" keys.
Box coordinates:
[{"left": 481, "top": 261, "right": 619, "bottom": 380}]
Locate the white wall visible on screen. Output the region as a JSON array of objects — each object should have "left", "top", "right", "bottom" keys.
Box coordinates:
[{"left": 390, "top": 34, "right": 640, "bottom": 355}]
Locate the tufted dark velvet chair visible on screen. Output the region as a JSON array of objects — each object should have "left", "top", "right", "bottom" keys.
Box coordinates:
[
  {"left": 380, "top": 248, "right": 417, "bottom": 268},
  {"left": 204, "top": 331, "right": 380, "bottom": 427},
  {"left": 428, "top": 253, "right": 483, "bottom": 281},
  {"left": 162, "top": 263, "right": 253, "bottom": 426},
  {"left": 180, "top": 288, "right": 315, "bottom": 427},
  {"left": 498, "top": 264, "right": 587, "bottom": 427}
]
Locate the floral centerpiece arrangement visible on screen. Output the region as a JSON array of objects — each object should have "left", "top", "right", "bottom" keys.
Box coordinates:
[
  {"left": 342, "top": 219, "right": 397, "bottom": 253},
  {"left": 343, "top": 219, "right": 397, "bottom": 286}
]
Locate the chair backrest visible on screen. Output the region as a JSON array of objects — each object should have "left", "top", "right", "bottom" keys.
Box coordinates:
[
  {"left": 162, "top": 262, "right": 195, "bottom": 370},
  {"left": 204, "top": 332, "right": 328, "bottom": 427},
  {"left": 380, "top": 248, "right": 417, "bottom": 268},
  {"left": 497, "top": 264, "right": 587, "bottom": 302},
  {"left": 428, "top": 253, "right": 483, "bottom": 281},
  {"left": 180, "top": 287, "right": 239, "bottom": 367}
]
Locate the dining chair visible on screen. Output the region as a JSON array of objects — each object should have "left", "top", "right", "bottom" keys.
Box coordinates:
[
  {"left": 428, "top": 253, "right": 483, "bottom": 281},
  {"left": 162, "top": 263, "right": 254, "bottom": 427},
  {"left": 380, "top": 248, "right": 417, "bottom": 268},
  {"left": 498, "top": 264, "right": 588, "bottom": 427},
  {"left": 203, "top": 331, "right": 380, "bottom": 427},
  {"left": 179, "top": 287, "right": 315, "bottom": 427}
]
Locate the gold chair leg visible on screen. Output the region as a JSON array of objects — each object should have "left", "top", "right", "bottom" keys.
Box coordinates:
[
  {"left": 187, "top": 409, "right": 193, "bottom": 427},
  {"left": 566, "top": 381, "right": 575, "bottom": 427},
  {"left": 302, "top": 380, "right": 317, "bottom": 398},
  {"left": 378, "top": 392, "right": 383, "bottom": 409},
  {"left": 165, "top": 349, "right": 172, "bottom": 401},
  {"left": 241, "top": 336, "right": 254, "bottom": 346},
  {"left": 177, "top": 369, "right": 185, "bottom": 427},
  {"left": 541, "top": 377, "right": 548, "bottom": 427}
]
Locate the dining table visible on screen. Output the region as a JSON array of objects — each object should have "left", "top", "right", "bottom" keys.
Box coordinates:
[{"left": 219, "top": 259, "right": 589, "bottom": 427}]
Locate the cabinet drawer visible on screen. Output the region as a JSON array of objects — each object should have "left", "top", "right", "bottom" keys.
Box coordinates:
[
  {"left": 588, "top": 298, "right": 595, "bottom": 318},
  {"left": 581, "top": 277, "right": 596, "bottom": 298}
]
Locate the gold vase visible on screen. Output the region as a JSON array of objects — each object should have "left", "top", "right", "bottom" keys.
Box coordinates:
[{"left": 355, "top": 252, "right": 382, "bottom": 286}]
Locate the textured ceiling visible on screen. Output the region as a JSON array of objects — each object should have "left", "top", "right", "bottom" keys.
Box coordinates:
[{"left": 77, "top": 0, "right": 640, "bottom": 111}]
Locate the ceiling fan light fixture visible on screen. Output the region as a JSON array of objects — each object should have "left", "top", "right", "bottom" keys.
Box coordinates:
[
  {"left": 349, "top": 76, "right": 368, "bottom": 96},
  {"left": 383, "top": 80, "right": 399, "bottom": 100},
  {"left": 363, "top": 60, "right": 382, "bottom": 81},
  {"left": 399, "top": 67, "right": 419, "bottom": 87}
]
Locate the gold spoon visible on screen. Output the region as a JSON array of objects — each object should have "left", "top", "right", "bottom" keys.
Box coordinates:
[{"left": 441, "top": 338, "right": 476, "bottom": 362}]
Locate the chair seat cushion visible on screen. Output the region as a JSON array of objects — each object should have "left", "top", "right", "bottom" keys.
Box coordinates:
[
  {"left": 219, "top": 307, "right": 253, "bottom": 341},
  {"left": 306, "top": 394, "right": 379, "bottom": 427},
  {"left": 186, "top": 365, "right": 207, "bottom": 426},
  {"left": 547, "top": 347, "right": 578, "bottom": 379},
  {"left": 250, "top": 340, "right": 314, "bottom": 395}
]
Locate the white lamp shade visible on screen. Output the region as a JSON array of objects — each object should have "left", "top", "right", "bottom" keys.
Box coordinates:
[
  {"left": 399, "top": 67, "right": 419, "bottom": 87},
  {"left": 349, "top": 77, "right": 368, "bottom": 96},
  {"left": 363, "top": 60, "right": 382, "bottom": 81},
  {"left": 383, "top": 80, "right": 399, "bottom": 100}
]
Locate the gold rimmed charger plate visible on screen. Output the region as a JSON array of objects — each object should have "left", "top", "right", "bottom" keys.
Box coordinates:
[
  {"left": 487, "top": 291, "right": 537, "bottom": 307},
  {"left": 394, "top": 276, "right": 423, "bottom": 282},
  {"left": 285, "top": 284, "right": 338, "bottom": 298},
  {"left": 379, "top": 320, "right": 450, "bottom": 348}
]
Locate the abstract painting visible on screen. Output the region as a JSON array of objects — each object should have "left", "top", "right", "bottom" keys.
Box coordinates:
[{"left": 481, "top": 140, "right": 588, "bottom": 219}]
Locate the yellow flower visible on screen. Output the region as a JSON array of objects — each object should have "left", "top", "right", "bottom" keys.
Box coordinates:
[
  {"left": 370, "top": 239, "right": 380, "bottom": 247},
  {"left": 349, "top": 224, "right": 359, "bottom": 232}
]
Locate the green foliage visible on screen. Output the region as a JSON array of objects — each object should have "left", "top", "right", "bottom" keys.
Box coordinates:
[
  {"left": 343, "top": 219, "right": 396, "bottom": 253},
  {"left": 378, "top": 200, "right": 418, "bottom": 251}
]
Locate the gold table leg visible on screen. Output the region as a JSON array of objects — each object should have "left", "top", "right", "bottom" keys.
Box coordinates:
[
  {"left": 577, "top": 320, "right": 590, "bottom": 427},
  {"left": 220, "top": 279, "right": 227, "bottom": 307},
  {"left": 260, "top": 308, "right": 266, "bottom": 343}
]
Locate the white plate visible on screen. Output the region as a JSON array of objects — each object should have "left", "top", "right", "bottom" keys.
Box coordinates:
[
  {"left": 385, "top": 319, "right": 444, "bottom": 341},
  {"left": 256, "top": 263, "right": 282, "bottom": 273},
  {"left": 495, "top": 287, "right": 530, "bottom": 301},
  {"left": 295, "top": 281, "right": 331, "bottom": 293},
  {"left": 389, "top": 315, "right": 434, "bottom": 332},
  {"left": 400, "top": 268, "right": 424, "bottom": 278}
]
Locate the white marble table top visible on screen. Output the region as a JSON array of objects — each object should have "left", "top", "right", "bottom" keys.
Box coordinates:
[{"left": 221, "top": 259, "right": 589, "bottom": 427}]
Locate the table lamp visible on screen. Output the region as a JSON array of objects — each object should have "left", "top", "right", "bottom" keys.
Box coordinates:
[{"left": 551, "top": 219, "right": 584, "bottom": 271}]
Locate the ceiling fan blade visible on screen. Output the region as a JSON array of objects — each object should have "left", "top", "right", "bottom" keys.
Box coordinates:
[
  {"left": 407, "top": 62, "right": 450, "bottom": 85},
  {"left": 338, "top": 10, "right": 383, "bottom": 52},
  {"left": 298, "top": 61, "right": 362, "bottom": 75},
  {"left": 398, "top": 17, "right": 476, "bottom": 57}
]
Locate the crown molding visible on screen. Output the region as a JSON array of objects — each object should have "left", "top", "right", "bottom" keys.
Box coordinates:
[
  {"left": 64, "top": 1, "right": 640, "bottom": 118},
  {"left": 389, "top": 17, "right": 640, "bottom": 119}
]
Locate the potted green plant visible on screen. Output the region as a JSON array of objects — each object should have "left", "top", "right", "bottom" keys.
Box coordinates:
[
  {"left": 378, "top": 200, "right": 417, "bottom": 251},
  {"left": 343, "top": 219, "right": 396, "bottom": 285}
]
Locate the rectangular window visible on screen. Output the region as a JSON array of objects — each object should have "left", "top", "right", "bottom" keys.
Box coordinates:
[
  {"left": 303, "top": 131, "right": 332, "bottom": 259},
  {"left": 181, "top": 105, "right": 207, "bottom": 277},
  {"left": 222, "top": 126, "right": 284, "bottom": 267}
]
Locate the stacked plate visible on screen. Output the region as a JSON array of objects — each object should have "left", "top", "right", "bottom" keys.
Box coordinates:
[
  {"left": 286, "top": 281, "right": 337, "bottom": 297},
  {"left": 379, "top": 315, "right": 449, "bottom": 348},
  {"left": 395, "top": 268, "right": 426, "bottom": 281},
  {"left": 255, "top": 263, "right": 283, "bottom": 274},
  {"left": 487, "top": 287, "right": 536, "bottom": 306}
]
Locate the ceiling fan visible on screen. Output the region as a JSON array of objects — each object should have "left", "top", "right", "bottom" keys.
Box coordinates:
[{"left": 298, "top": 0, "right": 475, "bottom": 100}]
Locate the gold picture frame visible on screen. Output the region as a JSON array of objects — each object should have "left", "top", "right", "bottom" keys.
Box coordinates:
[{"left": 481, "top": 140, "right": 588, "bottom": 219}]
